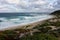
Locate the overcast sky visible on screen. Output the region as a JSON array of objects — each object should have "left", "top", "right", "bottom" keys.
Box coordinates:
[{"left": 0, "top": 0, "right": 60, "bottom": 12}]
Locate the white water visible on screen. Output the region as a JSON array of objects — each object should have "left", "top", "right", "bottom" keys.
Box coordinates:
[{"left": 0, "top": 15, "right": 53, "bottom": 30}]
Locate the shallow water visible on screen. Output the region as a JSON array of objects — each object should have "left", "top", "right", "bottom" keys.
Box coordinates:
[{"left": 0, "top": 15, "right": 53, "bottom": 30}]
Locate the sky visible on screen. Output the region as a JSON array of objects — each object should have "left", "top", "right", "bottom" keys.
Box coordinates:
[{"left": 0, "top": 0, "right": 60, "bottom": 12}]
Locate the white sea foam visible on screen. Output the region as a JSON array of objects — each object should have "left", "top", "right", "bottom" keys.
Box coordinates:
[
  {"left": 0, "top": 15, "right": 53, "bottom": 30},
  {"left": 0, "top": 18, "right": 8, "bottom": 22}
]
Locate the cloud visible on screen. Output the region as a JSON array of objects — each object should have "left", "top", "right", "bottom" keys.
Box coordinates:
[
  {"left": 6, "top": 0, "right": 20, "bottom": 4},
  {"left": 26, "top": 0, "right": 58, "bottom": 12},
  {"left": 0, "top": 0, "right": 59, "bottom": 12}
]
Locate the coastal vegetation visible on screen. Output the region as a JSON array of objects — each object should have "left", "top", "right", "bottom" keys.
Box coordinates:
[{"left": 0, "top": 10, "right": 60, "bottom": 40}]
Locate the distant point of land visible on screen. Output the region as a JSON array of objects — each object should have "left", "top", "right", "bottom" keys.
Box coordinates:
[{"left": 51, "top": 10, "right": 60, "bottom": 15}]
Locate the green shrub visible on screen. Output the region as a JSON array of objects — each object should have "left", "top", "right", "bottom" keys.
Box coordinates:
[{"left": 20, "top": 33, "right": 58, "bottom": 40}]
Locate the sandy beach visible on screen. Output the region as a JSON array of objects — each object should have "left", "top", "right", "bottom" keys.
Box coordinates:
[{"left": 0, "top": 15, "right": 55, "bottom": 31}]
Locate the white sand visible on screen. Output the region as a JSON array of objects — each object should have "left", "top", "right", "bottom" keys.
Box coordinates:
[{"left": 0, "top": 15, "right": 54, "bottom": 31}]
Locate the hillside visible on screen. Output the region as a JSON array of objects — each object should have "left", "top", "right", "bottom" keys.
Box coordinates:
[{"left": 51, "top": 10, "right": 60, "bottom": 15}]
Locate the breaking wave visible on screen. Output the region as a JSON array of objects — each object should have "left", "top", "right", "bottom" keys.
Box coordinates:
[{"left": 0, "top": 15, "right": 52, "bottom": 30}]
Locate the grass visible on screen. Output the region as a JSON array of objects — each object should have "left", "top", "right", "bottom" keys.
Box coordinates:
[{"left": 0, "top": 15, "right": 60, "bottom": 40}]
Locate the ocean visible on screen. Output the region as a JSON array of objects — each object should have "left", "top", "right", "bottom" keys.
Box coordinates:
[{"left": 0, "top": 13, "right": 52, "bottom": 30}]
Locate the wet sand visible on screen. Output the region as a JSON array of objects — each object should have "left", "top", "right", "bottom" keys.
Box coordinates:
[{"left": 0, "top": 15, "right": 55, "bottom": 31}]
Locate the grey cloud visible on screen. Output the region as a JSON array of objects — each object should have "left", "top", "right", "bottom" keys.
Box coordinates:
[{"left": 0, "top": 0, "right": 60, "bottom": 12}]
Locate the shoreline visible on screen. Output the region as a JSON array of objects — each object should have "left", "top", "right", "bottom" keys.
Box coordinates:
[{"left": 0, "top": 15, "right": 55, "bottom": 31}]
